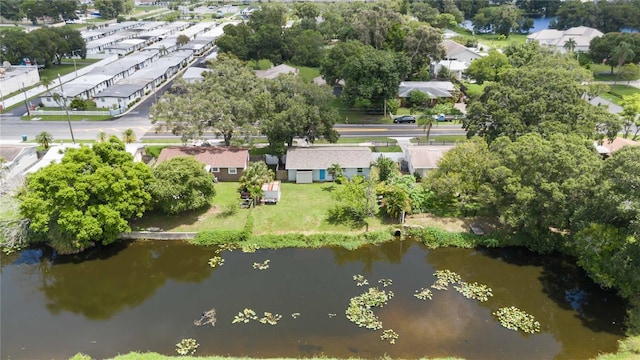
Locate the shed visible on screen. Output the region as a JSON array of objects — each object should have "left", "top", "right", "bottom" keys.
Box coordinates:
[{"left": 261, "top": 181, "right": 281, "bottom": 203}]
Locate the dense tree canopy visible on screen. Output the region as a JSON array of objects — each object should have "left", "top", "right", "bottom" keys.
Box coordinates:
[
  {"left": 472, "top": 4, "right": 531, "bottom": 37},
  {"left": 150, "top": 157, "right": 216, "bottom": 215},
  {"left": 340, "top": 46, "right": 410, "bottom": 110},
  {"left": 0, "top": 27, "right": 85, "bottom": 67},
  {"left": 589, "top": 33, "right": 640, "bottom": 75},
  {"left": 18, "top": 138, "right": 154, "bottom": 254},
  {"left": 464, "top": 52, "right": 620, "bottom": 143},
  {"left": 258, "top": 74, "right": 339, "bottom": 152},
  {"left": 93, "top": 0, "right": 133, "bottom": 19},
  {"left": 463, "top": 49, "right": 510, "bottom": 84},
  {"left": 552, "top": 0, "right": 640, "bottom": 33},
  {"left": 17, "top": 0, "right": 78, "bottom": 24},
  {"left": 151, "top": 55, "right": 260, "bottom": 146}
]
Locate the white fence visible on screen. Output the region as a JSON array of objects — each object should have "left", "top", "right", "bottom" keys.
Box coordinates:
[{"left": 31, "top": 107, "right": 124, "bottom": 117}]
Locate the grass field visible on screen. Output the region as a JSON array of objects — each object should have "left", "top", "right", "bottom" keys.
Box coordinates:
[
  {"left": 131, "top": 182, "right": 387, "bottom": 234},
  {"left": 295, "top": 65, "right": 320, "bottom": 83},
  {"left": 600, "top": 85, "right": 640, "bottom": 105},
  {"left": 22, "top": 114, "right": 113, "bottom": 121},
  {"left": 450, "top": 28, "right": 527, "bottom": 50},
  {"left": 411, "top": 135, "right": 470, "bottom": 144},
  {"left": 0, "top": 195, "right": 21, "bottom": 222}
]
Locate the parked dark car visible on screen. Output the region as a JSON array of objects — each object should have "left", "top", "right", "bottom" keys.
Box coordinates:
[{"left": 393, "top": 115, "right": 416, "bottom": 123}]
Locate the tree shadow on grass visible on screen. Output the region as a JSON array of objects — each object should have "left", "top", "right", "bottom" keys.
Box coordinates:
[
  {"left": 321, "top": 184, "right": 336, "bottom": 192},
  {"left": 130, "top": 205, "right": 212, "bottom": 231}
]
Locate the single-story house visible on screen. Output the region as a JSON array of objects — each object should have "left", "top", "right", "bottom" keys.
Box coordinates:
[
  {"left": 0, "top": 145, "right": 38, "bottom": 182},
  {"left": 182, "top": 67, "right": 214, "bottom": 83},
  {"left": 398, "top": 81, "right": 456, "bottom": 104},
  {"left": 527, "top": 26, "right": 603, "bottom": 53},
  {"left": 285, "top": 147, "right": 371, "bottom": 183},
  {"left": 93, "top": 78, "right": 150, "bottom": 109},
  {"left": 104, "top": 39, "right": 148, "bottom": 56},
  {"left": 594, "top": 138, "right": 640, "bottom": 158},
  {"left": 431, "top": 59, "right": 467, "bottom": 80},
  {"left": 156, "top": 146, "right": 249, "bottom": 182},
  {"left": 442, "top": 40, "right": 483, "bottom": 64},
  {"left": 255, "top": 64, "right": 298, "bottom": 80},
  {"left": 405, "top": 145, "right": 456, "bottom": 177}
]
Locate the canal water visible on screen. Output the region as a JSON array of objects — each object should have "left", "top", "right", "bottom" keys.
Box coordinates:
[{"left": 0, "top": 240, "right": 625, "bottom": 359}]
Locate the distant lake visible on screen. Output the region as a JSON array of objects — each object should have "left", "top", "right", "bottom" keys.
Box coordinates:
[{"left": 460, "top": 17, "right": 552, "bottom": 34}]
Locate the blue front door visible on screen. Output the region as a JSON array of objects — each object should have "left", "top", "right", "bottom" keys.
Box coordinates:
[{"left": 319, "top": 169, "right": 326, "bottom": 181}]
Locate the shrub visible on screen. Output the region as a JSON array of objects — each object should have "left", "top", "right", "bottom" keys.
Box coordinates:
[
  {"left": 192, "top": 230, "right": 247, "bottom": 245},
  {"left": 406, "top": 226, "right": 502, "bottom": 248}
]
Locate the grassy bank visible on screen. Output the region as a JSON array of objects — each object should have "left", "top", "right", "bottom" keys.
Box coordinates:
[
  {"left": 70, "top": 352, "right": 464, "bottom": 360},
  {"left": 131, "top": 182, "right": 388, "bottom": 234}
]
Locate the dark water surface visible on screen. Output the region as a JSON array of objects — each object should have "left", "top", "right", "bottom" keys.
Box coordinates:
[{"left": 0, "top": 240, "right": 625, "bottom": 359}]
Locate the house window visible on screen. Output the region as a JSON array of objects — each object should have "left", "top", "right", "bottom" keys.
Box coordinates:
[
  {"left": 357, "top": 168, "right": 363, "bottom": 173},
  {"left": 101, "top": 98, "right": 105, "bottom": 102},
  {"left": 228, "top": 167, "right": 237, "bottom": 175},
  {"left": 210, "top": 167, "right": 219, "bottom": 173}
]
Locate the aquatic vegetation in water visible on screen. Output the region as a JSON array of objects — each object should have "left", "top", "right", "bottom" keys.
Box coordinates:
[
  {"left": 291, "top": 312, "right": 300, "bottom": 319},
  {"left": 208, "top": 256, "right": 224, "bottom": 268},
  {"left": 378, "top": 278, "right": 393, "bottom": 287},
  {"left": 345, "top": 287, "right": 394, "bottom": 330},
  {"left": 454, "top": 282, "right": 493, "bottom": 302},
  {"left": 353, "top": 274, "right": 369, "bottom": 286},
  {"left": 259, "top": 312, "right": 282, "bottom": 325},
  {"left": 414, "top": 288, "right": 433, "bottom": 300},
  {"left": 241, "top": 244, "right": 260, "bottom": 253},
  {"left": 215, "top": 244, "right": 238, "bottom": 253},
  {"left": 252, "top": 259, "right": 270, "bottom": 270},
  {"left": 380, "top": 329, "right": 399, "bottom": 344},
  {"left": 193, "top": 308, "right": 217, "bottom": 327},
  {"left": 232, "top": 308, "right": 258, "bottom": 324},
  {"left": 175, "top": 338, "right": 199, "bottom": 355},
  {"left": 431, "top": 269, "right": 461, "bottom": 290},
  {"left": 493, "top": 306, "right": 541, "bottom": 334}
]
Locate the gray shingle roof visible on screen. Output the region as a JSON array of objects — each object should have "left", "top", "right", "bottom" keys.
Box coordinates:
[{"left": 285, "top": 147, "right": 371, "bottom": 170}]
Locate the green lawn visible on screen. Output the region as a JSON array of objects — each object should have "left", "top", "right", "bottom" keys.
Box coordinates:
[
  {"left": 293, "top": 65, "right": 320, "bottom": 83},
  {"left": 449, "top": 28, "right": 527, "bottom": 50},
  {"left": 411, "top": 135, "right": 470, "bottom": 144},
  {"left": 0, "top": 194, "right": 21, "bottom": 222},
  {"left": 131, "top": 182, "right": 386, "bottom": 234},
  {"left": 462, "top": 82, "right": 486, "bottom": 98},
  {"left": 600, "top": 85, "right": 640, "bottom": 105},
  {"left": 22, "top": 114, "right": 113, "bottom": 121},
  {"left": 246, "top": 59, "right": 273, "bottom": 70},
  {"left": 315, "top": 137, "right": 396, "bottom": 144},
  {"left": 39, "top": 64, "right": 83, "bottom": 80}
]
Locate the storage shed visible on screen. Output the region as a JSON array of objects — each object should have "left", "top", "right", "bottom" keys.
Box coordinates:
[{"left": 261, "top": 181, "right": 281, "bottom": 204}]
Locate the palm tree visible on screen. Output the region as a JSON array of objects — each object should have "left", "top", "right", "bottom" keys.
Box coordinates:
[
  {"left": 159, "top": 45, "right": 169, "bottom": 56},
  {"left": 97, "top": 131, "right": 107, "bottom": 142},
  {"left": 563, "top": 37, "right": 576, "bottom": 53},
  {"left": 327, "top": 163, "right": 343, "bottom": 182},
  {"left": 40, "top": 76, "right": 53, "bottom": 94},
  {"left": 122, "top": 128, "right": 136, "bottom": 144},
  {"left": 611, "top": 42, "right": 635, "bottom": 82},
  {"left": 417, "top": 113, "right": 434, "bottom": 144},
  {"left": 35, "top": 131, "right": 53, "bottom": 150}
]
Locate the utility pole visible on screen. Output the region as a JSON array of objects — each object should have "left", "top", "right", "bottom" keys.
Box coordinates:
[
  {"left": 58, "top": 74, "right": 76, "bottom": 144},
  {"left": 22, "top": 82, "right": 31, "bottom": 117}
]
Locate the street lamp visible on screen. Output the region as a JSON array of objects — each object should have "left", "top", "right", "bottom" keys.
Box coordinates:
[
  {"left": 72, "top": 49, "right": 82, "bottom": 78},
  {"left": 58, "top": 73, "right": 76, "bottom": 144}
]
